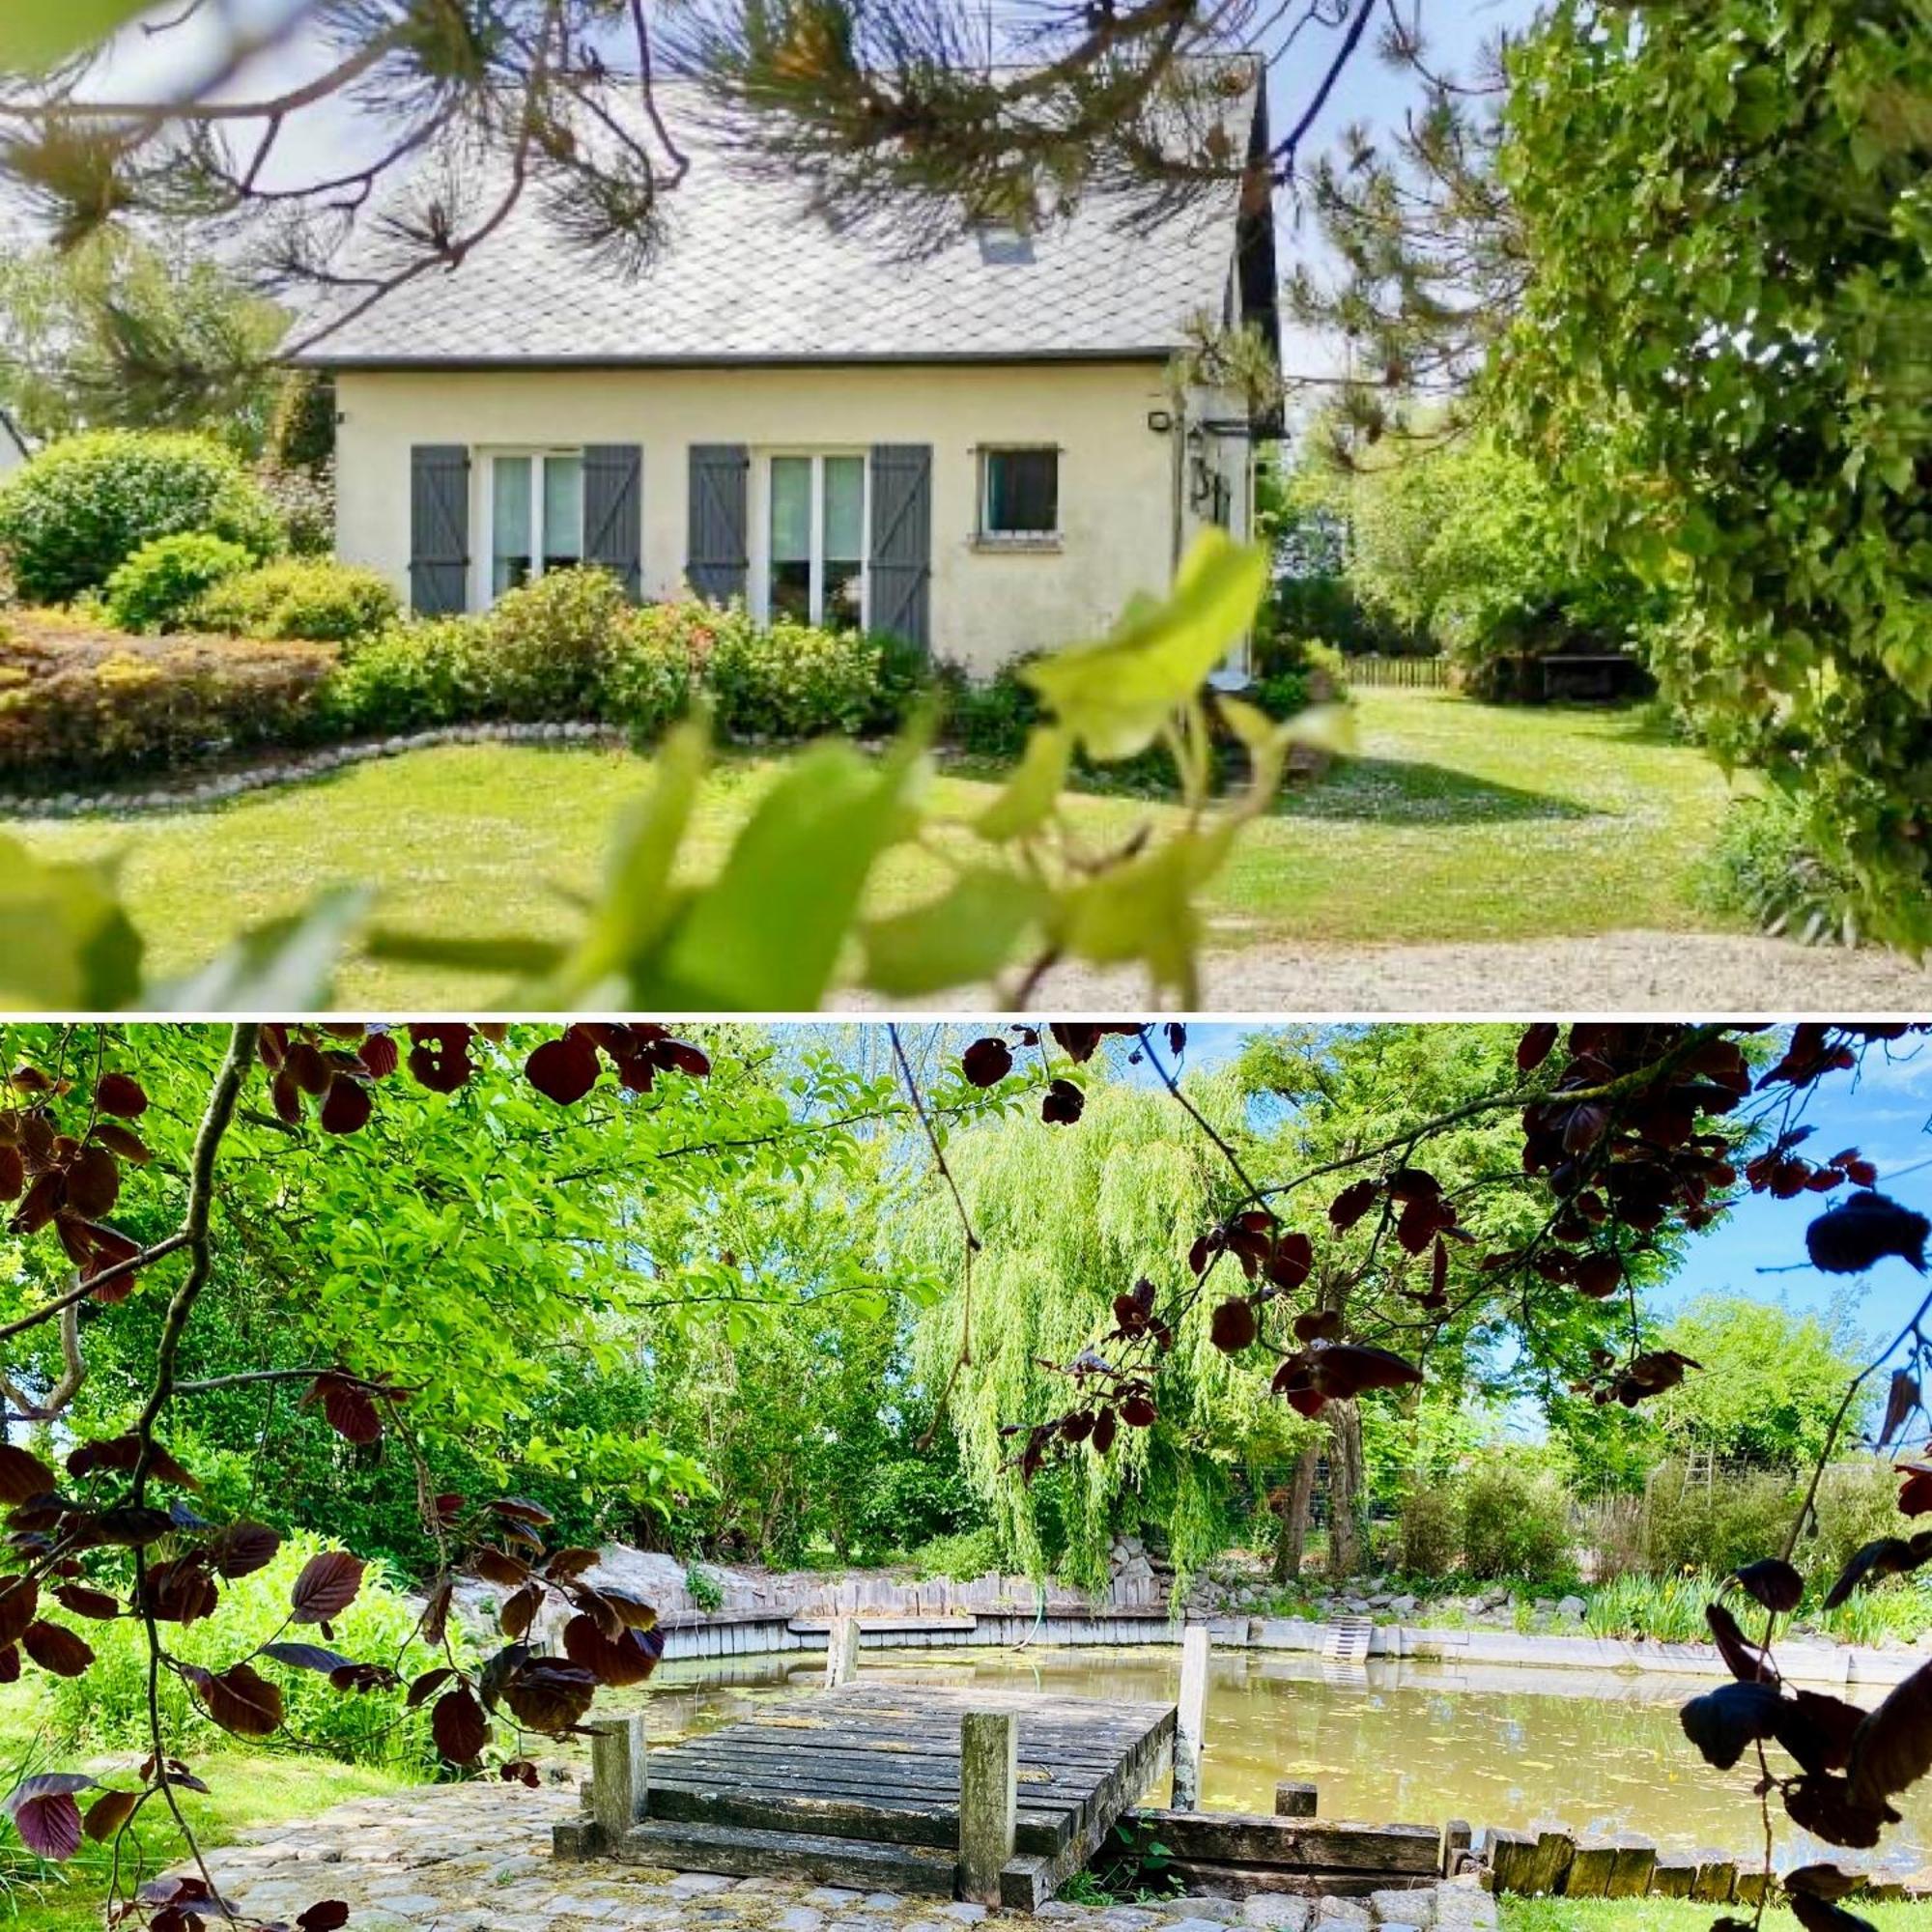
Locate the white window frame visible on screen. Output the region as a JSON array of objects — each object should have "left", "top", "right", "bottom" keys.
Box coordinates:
[
  {"left": 473, "top": 446, "right": 585, "bottom": 609},
  {"left": 752, "top": 448, "right": 870, "bottom": 629},
  {"left": 976, "top": 443, "right": 1062, "bottom": 547}
]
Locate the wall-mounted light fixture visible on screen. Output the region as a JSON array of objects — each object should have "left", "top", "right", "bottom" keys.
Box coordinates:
[{"left": 1146, "top": 409, "right": 1174, "bottom": 434}]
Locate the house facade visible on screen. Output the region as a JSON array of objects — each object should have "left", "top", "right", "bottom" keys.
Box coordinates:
[{"left": 308, "top": 74, "right": 1279, "bottom": 680}]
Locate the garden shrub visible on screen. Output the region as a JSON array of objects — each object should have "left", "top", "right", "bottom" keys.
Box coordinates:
[
  {"left": 1460, "top": 1452, "right": 1575, "bottom": 1579},
  {"left": 1804, "top": 1461, "right": 1905, "bottom": 1588},
  {"left": 192, "top": 555, "right": 400, "bottom": 643},
  {"left": 101, "top": 530, "right": 255, "bottom": 634},
  {"left": 318, "top": 618, "right": 488, "bottom": 735},
  {"left": 1398, "top": 1484, "right": 1463, "bottom": 1577},
  {"left": 1693, "top": 793, "right": 1862, "bottom": 948},
  {"left": 1640, "top": 1461, "right": 1796, "bottom": 1580},
  {"left": 705, "top": 613, "right": 887, "bottom": 739},
  {"left": 478, "top": 565, "right": 634, "bottom": 718},
  {"left": 0, "top": 616, "right": 335, "bottom": 782},
  {"left": 256, "top": 461, "right": 337, "bottom": 555},
  {"left": 902, "top": 1526, "right": 1001, "bottom": 1581},
  {"left": 942, "top": 656, "right": 1042, "bottom": 759},
  {"left": 33, "top": 1532, "right": 453, "bottom": 1774},
  {"left": 0, "top": 429, "right": 283, "bottom": 605}
]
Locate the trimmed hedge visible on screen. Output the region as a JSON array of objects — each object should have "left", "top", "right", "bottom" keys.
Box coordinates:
[
  {"left": 0, "top": 430, "right": 283, "bottom": 604},
  {"left": 0, "top": 612, "right": 334, "bottom": 781},
  {"left": 191, "top": 555, "right": 400, "bottom": 643}
]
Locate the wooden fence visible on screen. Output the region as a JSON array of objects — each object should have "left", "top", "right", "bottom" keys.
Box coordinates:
[{"left": 1346, "top": 653, "right": 1451, "bottom": 690}]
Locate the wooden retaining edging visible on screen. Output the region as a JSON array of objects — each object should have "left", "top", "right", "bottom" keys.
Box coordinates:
[{"left": 1130, "top": 1809, "right": 1447, "bottom": 1901}]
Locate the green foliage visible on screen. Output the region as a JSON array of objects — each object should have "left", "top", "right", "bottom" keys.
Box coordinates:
[
  {"left": 101, "top": 531, "right": 255, "bottom": 634},
  {"left": 1460, "top": 1451, "right": 1576, "bottom": 1581},
  {"left": 705, "top": 611, "right": 899, "bottom": 739},
  {"left": 1693, "top": 794, "right": 1863, "bottom": 949},
  {"left": 475, "top": 565, "right": 638, "bottom": 719},
  {"left": 1398, "top": 1483, "right": 1463, "bottom": 1577},
  {"left": 1498, "top": 0, "right": 1932, "bottom": 945},
  {"left": 0, "top": 430, "right": 283, "bottom": 605},
  {"left": 255, "top": 464, "right": 336, "bottom": 557},
  {"left": 316, "top": 618, "right": 481, "bottom": 736},
  {"left": 1646, "top": 1293, "right": 1866, "bottom": 1469},
  {"left": 1639, "top": 1462, "right": 1795, "bottom": 1580},
  {"left": 191, "top": 557, "right": 399, "bottom": 644},
  {"left": 32, "top": 1534, "right": 452, "bottom": 1773},
  {"left": 0, "top": 618, "right": 335, "bottom": 783},
  {"left": 901, "top": 1527, "right": 1002, "bottom": 1580},
  {"left": 0, "top": 234, "right": 286, "bottom": 454},
  {"left": 684, "top": 1565, "right": 726, "bottom": 1612},
  {"left": 1304, "top": 435, "right": 1651, "bottom": 694},
  {"left": 269, "top": 371, "right": 336, "bottom": 475}
]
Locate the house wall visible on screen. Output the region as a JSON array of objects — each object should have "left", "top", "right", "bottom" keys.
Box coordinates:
[{"left": 333, "top": 359, "right": 1242, "bottom": 677}]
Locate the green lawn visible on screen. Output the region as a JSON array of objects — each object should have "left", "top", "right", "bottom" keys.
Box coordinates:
[
  {"left": 1501, "top": 1898, "right": 1925, "bottom": 1932},
  {"left": 9, "top": 689, "right": 1747, "bottom": 1007},
  {"left": 0, "top": 1747, "right": 405, "bottom": 1932}
]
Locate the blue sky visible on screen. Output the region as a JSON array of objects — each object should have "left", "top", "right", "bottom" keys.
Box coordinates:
[{"left": 1126, "top": 1024, "right": 1932, "bottom": 1357}]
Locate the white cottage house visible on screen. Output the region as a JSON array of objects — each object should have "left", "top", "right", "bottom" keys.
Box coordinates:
[{"left": 303, "top": 71, "right": 1280, "bottom": 679}]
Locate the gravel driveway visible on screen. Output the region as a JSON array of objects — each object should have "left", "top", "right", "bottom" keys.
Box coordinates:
[{"left": 842, "top": 931, "right": 1932, "bottom": 1013}]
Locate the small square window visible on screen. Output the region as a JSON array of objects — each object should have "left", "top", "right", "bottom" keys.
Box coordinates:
[{"left": 981, "top": 447, "right": 1059, "bottom": 540}]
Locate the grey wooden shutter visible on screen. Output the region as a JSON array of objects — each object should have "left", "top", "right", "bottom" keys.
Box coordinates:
[
  {"left": 687, "top": 443, "right": 749, "bottom": 603},
  {"left": 868, "top": 443, "right": 932, "bottom": 651},
  {"left": 583, "top": 444, "right": 643, "bottom": 597},
  {"left": 409, "top": 444, "right": 469, "bottom": 615}
]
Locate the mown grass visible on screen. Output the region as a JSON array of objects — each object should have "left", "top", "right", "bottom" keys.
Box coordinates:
[
  {"left": 8, "top": 689, "right": 1747, "bottom": 1007},
  {"left": 1501, "top": 1899, "right": 1926, "bottom": 1932},
  {"left": 0, "top": 1742, "right": 405, "bottom": 1932}
]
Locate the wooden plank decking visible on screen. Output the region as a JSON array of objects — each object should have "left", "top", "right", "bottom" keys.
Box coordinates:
[{"left": 565, "top": 1683, "right": 1177, "bottom": 1911}]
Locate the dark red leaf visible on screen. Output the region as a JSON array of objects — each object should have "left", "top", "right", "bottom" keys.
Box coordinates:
[
  {"left": 1680, "top": 1680, "right": 1784, "bottom": 1770},
  {"left": 1733, "top": 1558, "right": 1804, "bottom": 1615},
  {"left": 1327, "top": 1179, "right": 1378, "bottom": 1232},
  {"left": 290, "top": 1551, "right": 364, "bottom": 1625},
  {"left": 82, "top": 1788, "right": 138, "bottom": 1842},
  {"left": 192, "top": 1662, "right": 283, "bottom": 1739},
  {"left": 432, "top": 1686, "right": 490, "bottom": 1763},
  {"left": 1040, "top": 1078, "right": 1085, "bottom": 1125},
  {"left": 209, "top": 1521, "right": 280, "bottom": 1579},
  {"left": 1208, "top": 1297, "right": 1259, "bottom": 1353},
  {"left": 526, "top": 1034, "right": 601, "bottom": 1105},
  {"left": 93, "top": 1073, "right": 148, "bottom": 1119},
  {"left": 21, "top": 1622, "right": 93, "bottom": 1676},
  {"left": 960, "top": 1038, "right": 1013, "bottom": 1088},
  {"left": 0, "top": 1579, "right": 37, "bottom": 1650},
  {"left": 1806, "top": 1193, "right": 1929, "bottom": 1275},
  {"left": 1517, "top": 1022, "right": 1558, "bottom": 1072},
  {"left": 317, "top": 1075, "right": 373, "bottom": 1136}
]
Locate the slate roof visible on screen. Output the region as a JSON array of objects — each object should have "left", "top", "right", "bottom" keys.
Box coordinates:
[{"left": 299, "top": 76, "right": 1259, "bottom": 368}]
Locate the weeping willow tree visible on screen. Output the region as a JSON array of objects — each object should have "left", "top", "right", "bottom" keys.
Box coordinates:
[{"left": 908, "top": 1072, "right": 1321, "bottom": 1597}]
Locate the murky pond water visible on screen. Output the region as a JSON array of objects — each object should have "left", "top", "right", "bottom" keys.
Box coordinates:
[{"left": 622, "top": 1645, "right": 1932, "bottom": 1878}]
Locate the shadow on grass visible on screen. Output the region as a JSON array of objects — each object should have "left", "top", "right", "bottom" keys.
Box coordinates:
[{"left": 1280, "top": 754, "right": 1595, "bottom": 826}]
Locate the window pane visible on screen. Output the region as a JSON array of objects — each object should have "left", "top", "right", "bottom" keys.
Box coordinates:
[
  {"left": 986, "top": 448, "right": 1057, "bottom": 534},
  {"left": 492, "top": 455, "right": 533, "bottom": 597},
  {"left": 769, "top": 456, "right": 813, "bottom": 621},
  {"left": 770, "top": 457, "right": 811, "bottom": 561},
  {"left": 823, "top": 457, "right": 865, "bottom": 562},
  {"left": 544, "top": 454, "right": 583, "bottom": 569}
]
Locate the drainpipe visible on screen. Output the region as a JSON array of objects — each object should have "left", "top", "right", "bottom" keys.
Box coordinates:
[{"left": 1167, "top": 364, "right": 1187, "bottom": 580}]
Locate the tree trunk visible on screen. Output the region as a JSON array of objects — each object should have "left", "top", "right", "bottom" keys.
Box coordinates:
[
  {"left": 1325, "top": 1400, "right": 1367, "bottom": 1579},
  {"left": 1271, "top": 1446, "right": 1321, "bottom": 1584}
]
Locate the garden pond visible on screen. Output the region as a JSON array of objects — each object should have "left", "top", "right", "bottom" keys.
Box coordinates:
[{"left": 617, "top": 1644, "right": 1932, "bottom": 1879}]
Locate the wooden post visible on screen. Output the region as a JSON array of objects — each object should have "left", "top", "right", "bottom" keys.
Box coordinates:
[
  {"left": 958, "top": 1710, "right": 1016, "bottom": 1906},
  {"left": 1274, "top": 1780, "right": 1318, "bottom": 1818},
  {"left": 1172, "top": 1624, "right": 1209, "bottom": 1810},
  {"left": 825, "top": 1615, "right": 860, "bottom": 1689},
  {"left": 1440, "top": 1819, "right": 1472, "bottom": 1877},
  {"left": 587, "top": 1713, "right": 648, "bottom": 1848}
]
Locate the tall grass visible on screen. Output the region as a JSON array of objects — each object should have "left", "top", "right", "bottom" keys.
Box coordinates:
[{"left": 1582, "top": 1568, "right": 1932, "bottom": 1645}]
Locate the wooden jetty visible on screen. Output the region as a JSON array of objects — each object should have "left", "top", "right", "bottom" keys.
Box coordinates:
[{"left": 555, "top": 1681, "right": 1177, "bottom": 1911}]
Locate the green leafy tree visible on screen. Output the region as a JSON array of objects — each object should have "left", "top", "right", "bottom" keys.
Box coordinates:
[
  {"left": 1645, "top": 1291, "right": 1871, "bottom": 1471},
  {"left": 0, "top": 234, "right": 286, "bottom": 452},
  {"left": 1498, "top": 0, "right": 1932, "bottom": 943}
]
